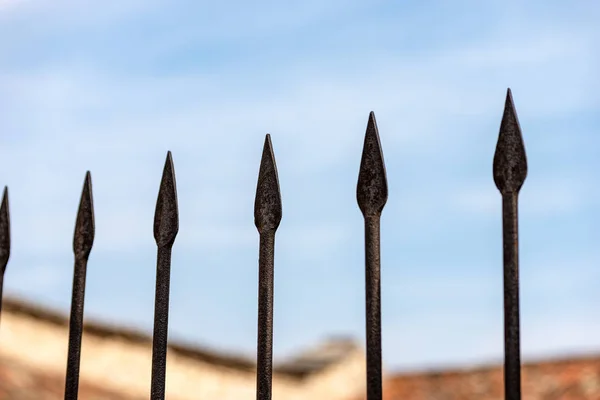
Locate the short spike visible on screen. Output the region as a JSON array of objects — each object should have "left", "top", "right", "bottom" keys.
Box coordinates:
[
  {"left": 357, "top": 112, "right": 388, "bottom": 217},
  {"left": 0, "top": 187, "right": 10, "bottom": 275},
  {"left": 154, "top": 151, "right": 179, "bottom": 248},
  {"left": 493, "top": 88, "right": 528, "bottom": 195},
  {"left": 150, "top": 151, "right": 179, "bottom": 400},
  {"left": 73, "top": 171, "right": 95, "bottom": 260},
  {"left": 0, "top": 186, "right": 10, "bottom": 324},
  {"left": 254, "top": 134, "right": 282, "bottom": 233},
  {"left": 65, "top": 172, "right": 95, "bottom": 400}
]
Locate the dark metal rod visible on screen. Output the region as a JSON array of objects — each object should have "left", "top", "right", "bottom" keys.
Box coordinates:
[
  {"left": 0, "top": 186, "right": 9, "bottom": 324},
  {"left": 0, "top": 275, "right": 4, "bottom": 325},
  {"left": 64, "top": 257, "right": 88, "bottom": 400},
  {"left": 364, "top": 215, "right": 383, "bottom": 400},
  {"left": 256, "top": 230, "right": 275, "bottom": 400},
  {"left": 150, "top": 246, "right": 173, "bottom": 399},
  {"left": 254, "top": 134, "right": 282, "bottom": 400},
  {"left": 64, "top": 172, "right": 95, "bottom": 400},
  {"left": 150, "top": 151, "right": 178, "bottom": 400},
  {"left": 502, "top": 193, "right": 521, "bottom": 400},
  {"left": 493, "top": 88, "right": 527, "bottom": 400},
  {"left": 357, "top": 112, "right": 388, "bottom": 400}
]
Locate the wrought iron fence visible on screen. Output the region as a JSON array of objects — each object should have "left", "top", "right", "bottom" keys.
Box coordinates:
[{"left": 0, "top": 88, "right": 528, "bottom": 400}]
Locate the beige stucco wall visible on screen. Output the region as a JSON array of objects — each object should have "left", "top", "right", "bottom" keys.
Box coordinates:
[{"left": 0, "top": 310, "right": 366, "bottom": 400}]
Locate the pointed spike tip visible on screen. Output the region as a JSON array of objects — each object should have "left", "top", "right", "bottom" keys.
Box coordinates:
[
  {"left": 154, "top": 151, "right": 179, "bottom": 247},
  {"left": 254, "top": 134, "right": 282, "bottom": 233},
  {"left": 493, "top": 89, "right": 528, "bottom": 195},
  {"left": 0, "top": 186, "right": 10, "bottom": 273},
  {"left": 73, "top": 172, "right": 95, "bottom": 259},
  {"left": 357, "top": 112, "right": 388, "bottom": 216}
]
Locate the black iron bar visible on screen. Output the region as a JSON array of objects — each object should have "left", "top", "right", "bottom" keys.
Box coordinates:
[
  {"left": 254, "top": 134, "right": 282, "bottom": 400},
  {"left": 150, "top": 151, "right": 179, "bottom": 400},
  {"left": 357, "top": 112, "right": 388, "bottom": 400},
  {"left": 493, "top": 88, "right": 528, "bottom": 400},
  {"left": 0, "top": 187, "right": 10, "bottom": 324},
  {"left": 64, "top": 172, "right": 95, "bottom": 400}
]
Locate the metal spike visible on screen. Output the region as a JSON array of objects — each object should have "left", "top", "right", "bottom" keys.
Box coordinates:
[
  {"left": 154, "top": 151, "right": 179, "bottom": 248},
  {"left": 254, "top": 134, "right": 281, "bottom": 400},
  {"left": 493, "top": 88, "right": 528, "bottom": 195},
  {"left": 357, "top": 111, "right": 388, "bottom": 217},
  {"left": 0, "top": 186, "right": 10, "bottom": 323},
  {"left": 150, "top": 151, "right": 179, "bottom": 400},
  {"left": 254, "top": 134, "right": 282, "bottom": 234},
  {"left": 73, "top": 171, "right": 95, "bottom": 259},
  {"left": 493, "top": 89, "right": 526, "bottom": 400},
  {"left": 0, "top": 187, "right": 10, "bottom": 275},
  {"left": 65, "top": 172, "right": 95, "bottom": 400},
  {"left": 357, "top": 112, "right": 387, "bottom": 400}
]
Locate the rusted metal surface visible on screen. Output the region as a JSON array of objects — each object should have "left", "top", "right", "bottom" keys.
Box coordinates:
[
  {"left": 254, "top": 134, "right": 282, "bottom": 400},
  {"left": 357, "top": 112, "right": 388, "bottom": 400},
  {"left": 151, "top": 151, "right": 179, "bottom": 400},
  {"left": 493, "top": 88, "right": 528, "bottom": 400},
  {"left": 64, "top": 171, "right": 95, "bottom": 400}
]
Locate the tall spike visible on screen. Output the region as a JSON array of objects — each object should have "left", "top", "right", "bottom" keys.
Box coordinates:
[
  {"left": 0, "top": 186, "right": 10, "bottom": 323},
  {"left": 254, "top": 134, "right": 282, "bottom": 400},
  {"left": 65, "top": 172, "right": 95, "bottom": 400},
  {"left": 150, "top": 151, "right": 179, "bottom": 400},
  {"left": 357, "top": 112, "right": 387, "bottom": 400},
  {"left": 493, "top": 88, "right": 527, "bottom": 400}
]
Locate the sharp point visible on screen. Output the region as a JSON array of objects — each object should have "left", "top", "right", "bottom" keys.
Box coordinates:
[
  {"left": 154, "top": 151, "right": 179, "bottom": 247},
  {"left": 0, "top": 186, "right": 10, "bottom": 273},
  {"left": 1, "top": 186, "right": 7, "bottom": 212},
  {"left": 357, "top": 111, "right": 388, "bottom": 216},
  {"left": 254, "top": 134, "right": 282, "bottom": 233},
  {"left": 73, "top": 172, "right": 95, "bottom": 259},
  {"left": 493, "top": 88, "right": 528, "bottom": 195}
]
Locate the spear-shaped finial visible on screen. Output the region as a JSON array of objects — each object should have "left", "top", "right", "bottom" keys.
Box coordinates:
[
  {"left": 357, "top": 111, "right": 388, "bottom": 217},
  {"left": 357, "top": 111, "right": 387, "bottom": 400},
  {"left": 153, "top": 151, "right": 179, "bottom": 247},
  {"left": 65, "top": 171, "right": 95, "bottom": 400},
  {"left": 0, "top": 186, "right": 11, "bottom": 323},
  {"left": 254, "top": 134, "right": 282, "bottom": 234},
  {"left": 0, "top": 186, "right": 10, "bottom": 276},
  {"left": 254, "top": 134, "right": 282, "bottom": 400},
  {"left": 150, "top": 151, "right": 179, "bottom": 400},
  {"left": 493, "top": 88, "right": 527, "bottom": 400},
  {"left": 493, "top": 88, "right": 528, "bottom": 195},
  {"left": 73, "top": 172, "right": 95, "bottom": 259}
]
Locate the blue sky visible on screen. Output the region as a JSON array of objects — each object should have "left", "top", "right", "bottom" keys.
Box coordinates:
[{"left": 0, "top": 0, "right": 598, "bottom": 371}]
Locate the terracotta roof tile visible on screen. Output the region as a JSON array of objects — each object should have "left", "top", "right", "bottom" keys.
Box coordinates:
[{"left": 351, "top": 355, "right": 600, "bottom": 400}]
